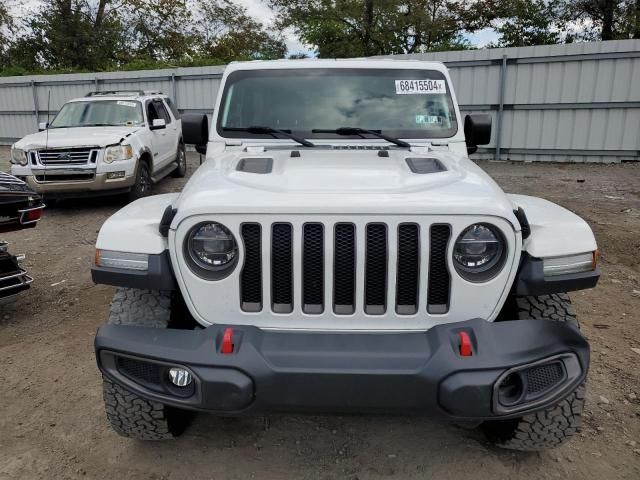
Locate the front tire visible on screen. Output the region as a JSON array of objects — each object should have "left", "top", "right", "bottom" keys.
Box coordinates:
[
  {"left": 101, "top": 288, "right": 191, "bottom": 440},
  {"left": 127, "top": 161, "right": 152, "bottom": 203},
  {"left": 171, "top": 143, "right": 187, "bottom": 178},
  {"left": 483, "top": 293, "right": 586, "bottom": 451}
]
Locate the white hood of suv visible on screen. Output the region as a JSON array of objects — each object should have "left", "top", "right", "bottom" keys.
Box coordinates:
[
  {"left": 173, "top": 148, "right": 520, "bottom": 227},
  {"left": 14, "top": 126, "right": 140, "bottom": 150}
]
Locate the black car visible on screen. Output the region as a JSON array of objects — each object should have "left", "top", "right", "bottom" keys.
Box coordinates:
[{"left": 0, "top": 172, "right": 45, "bottom": 301}]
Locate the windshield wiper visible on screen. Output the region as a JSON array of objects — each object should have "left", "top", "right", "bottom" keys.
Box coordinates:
[
  {"left": 224, "top": 126, "right": 315, "bottom": 148},
  {"left": 312, "top": 127, "right": 410, "bottom": 148}
]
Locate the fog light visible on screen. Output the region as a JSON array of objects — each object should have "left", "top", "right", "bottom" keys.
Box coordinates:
[
  {"left": 168, "top": 367, "right": 193, "bottom": 387},
  {"left": 107, "top": 171, "right": 126, "bottom": 179}
]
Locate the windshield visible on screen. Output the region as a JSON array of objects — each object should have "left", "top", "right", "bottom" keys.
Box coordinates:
[
  {"left": 218, "top": 68, "right": 457, "bottom": 140},
  {"left": 50, "top": 100, "right": 144, "bottom": 128}
]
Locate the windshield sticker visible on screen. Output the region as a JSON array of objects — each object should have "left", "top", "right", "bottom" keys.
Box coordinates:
[
  {"left": 395, "top": 80, "right": 446, "bottom": 95},
  {"left": 117, "top": 101, "right": 138, "bottom": 108},
  {"left": 415, "top": 115, "right": 442, "bottom": 125}
]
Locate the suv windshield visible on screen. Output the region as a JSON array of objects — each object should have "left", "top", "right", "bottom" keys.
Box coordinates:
[
  {"left": 218, "top": 68, "right": 457, "bottom": 140},
  {"left": 50, "top": 100, "right": 144, "bottom": 128}
]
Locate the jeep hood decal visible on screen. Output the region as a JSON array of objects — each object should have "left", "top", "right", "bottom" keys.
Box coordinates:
[{"left": 173, "top": 148, "right": 519, "bottom": 226}]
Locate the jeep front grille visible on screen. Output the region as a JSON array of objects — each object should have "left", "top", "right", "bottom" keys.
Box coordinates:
[
  {"left": 239, "top": 221, "right": 451, "bottom": 316},
  {"left": 428, "top": 224, "right": 452, "bottom": 314},
  {"left": 302, "top": 223, "right": 324, "bottom": 313},
  {"left": 36, "top": 148, "right": 98, "bottom": 165}
]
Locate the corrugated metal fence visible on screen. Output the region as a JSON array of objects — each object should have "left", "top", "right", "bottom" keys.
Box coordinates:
[{"left": 1, "top": 40, "right": 639, "bottom": 162}]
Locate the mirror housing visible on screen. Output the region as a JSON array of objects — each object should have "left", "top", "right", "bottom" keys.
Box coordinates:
[
  {"left": 464, "top": 114, "right": 492, "bottom": 155},
  {"left": 195, "top": 144, "right": 207, "bottom": 155},
  {"left": 182, "top": 113, "right": 209, "bottom": 146},
  {"left": 38, "top": 122, "right": 48, "bottom": 131},
  {"left": 150, "top": 118, "right": 167, "bottom": 130}
]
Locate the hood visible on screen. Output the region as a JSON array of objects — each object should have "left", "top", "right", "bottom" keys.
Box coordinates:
[
  {"left": 173, "top": 147, "right": 519, "bottom": 227},
  {"left": 14, "top": 126, "right": 140, "bottom": 150}
]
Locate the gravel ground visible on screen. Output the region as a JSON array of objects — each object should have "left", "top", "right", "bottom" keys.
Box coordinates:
[{"left": 0, "top": 147, "right": 638, "bottom": 480}]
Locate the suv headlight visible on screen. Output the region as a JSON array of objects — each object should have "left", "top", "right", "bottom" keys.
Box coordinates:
[
  {"left": 453, "top": 223, "right": 506, "bottom": 282},
  {"left": 104, "top": 144, "right": 133, "bottom": 163},
  {"left": 10, "top": 147, "right": 28, "bottom": 166},
  {"left": 184, "top": 222, "right": 238, "bottom": 279}
]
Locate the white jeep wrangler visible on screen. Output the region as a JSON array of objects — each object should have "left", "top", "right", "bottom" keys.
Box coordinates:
[
  {"left": 92, "top": 60, "right": 599, "bottom": 451},
  {"left": 10, "top": 91, "right": 187, "bottom": 201}
]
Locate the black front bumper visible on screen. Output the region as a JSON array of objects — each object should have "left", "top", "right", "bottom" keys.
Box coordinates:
[{"left": 95, "top": 318, "right": 589, "bottom": 420}]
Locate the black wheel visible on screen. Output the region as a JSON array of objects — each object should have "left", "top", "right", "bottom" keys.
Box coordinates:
[
  {"left": 101, "top": 288, "right": 192, "bottom": 440},
  {"left": 483, "top": 293, "right": 586, "bottom": 451},
  {"left": 171, "top": 143, "right": 187, "bottom": 178},
  {"left": 127, "top": 161, "right": 152, "bottom": 203}
]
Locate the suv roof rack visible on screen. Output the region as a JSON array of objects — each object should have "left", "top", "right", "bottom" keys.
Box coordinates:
[
  {"left": 85, "top": 90, "right": 145, "bottom": 97},
  {"left": 143, "top": 90, "right": 165, "bottom": 96}
]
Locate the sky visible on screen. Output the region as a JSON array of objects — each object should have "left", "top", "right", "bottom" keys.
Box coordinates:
[{"left": 12, "top": 0, "right": 499, "bottom": 55}]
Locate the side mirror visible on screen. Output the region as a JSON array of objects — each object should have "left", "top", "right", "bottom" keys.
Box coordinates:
[
  {"left": 38, "top": 122, "right": 48, "bottom": 131},
  {"left": 182, "top": 113, "right": 209, "bottom": 146},
  {"left": 150, "top": 118, "right": 167, "bottom": 130},
  {"left": 464, "top": 114, "right": 492, "bottom": 155},
  {"left": 195, "top": 144, "right": 207, "bottom": 155}
]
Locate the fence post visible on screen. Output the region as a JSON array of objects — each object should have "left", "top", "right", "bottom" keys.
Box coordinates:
[
  {"left": 171, "top": 72, "right": 177, "bottom": 109},
  {"left": 31, "top": 80, "right": 39, "bottom": 129},
  {"left": 494, "top": 54, "right": 508, "bottom": 161}
]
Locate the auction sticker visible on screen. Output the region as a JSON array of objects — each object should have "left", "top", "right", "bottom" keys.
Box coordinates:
[
  {"left": 395, "top": 79, "right": 446, "bottom": 95},
  {"left": 117, "top": 100, "right": 138, "bottom": 108}
]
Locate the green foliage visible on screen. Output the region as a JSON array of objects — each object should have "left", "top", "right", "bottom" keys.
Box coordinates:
[
  {"left": 2, "top": 0, "right": 638, "bottom": 77},
  {"left": 269, "top": 0, "right": 495, "bottom": 57},
  {"left": 565, "top": 1, "right": 640, "bottom": 40},
  {"left": 490, "top": 0, "right": 562, "bottom": 47},
  {"left": 197, "top": 0, "right": 286, "bottom": 61},
  {"left": 1, "top": 0, "right": 285, "bottom": 76}
]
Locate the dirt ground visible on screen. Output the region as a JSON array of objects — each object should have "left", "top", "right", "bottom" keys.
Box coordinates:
[{"left": 0, "top": 146, "right": 638, "bottom": 480}]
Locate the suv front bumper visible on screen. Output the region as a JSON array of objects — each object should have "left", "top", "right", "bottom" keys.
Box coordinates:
[
  {"left": 95, "top": 318, "right": 589, "bottom": 420},
  {"left": 19, "top": 172, "right": 135, "bottom": 197}
]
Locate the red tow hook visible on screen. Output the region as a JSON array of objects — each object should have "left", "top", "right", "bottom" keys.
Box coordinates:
[
  {"left": 458, "top": 331, "right": 473, "bottom": 357},
  {"left": 221, "top": 328, "right": 234, "bottom": 354}
]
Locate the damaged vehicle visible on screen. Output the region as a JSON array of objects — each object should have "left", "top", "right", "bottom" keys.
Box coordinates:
[
  {"left": 92, "top": 59, "right": 599, "bottom": 450},
  {"left": 10, "top": 91, "right": 186, "bottom": 202},
  {"left": 0, "top": 172, "right": 44, "bottom": 302}
]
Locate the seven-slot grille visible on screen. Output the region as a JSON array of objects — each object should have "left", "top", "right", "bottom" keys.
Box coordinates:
[
  {"left": 240, "top": 222, "right": 451, "bottom": 316},
  {"left": 36, "top": 148, "right": 98, "bottom": 165}
]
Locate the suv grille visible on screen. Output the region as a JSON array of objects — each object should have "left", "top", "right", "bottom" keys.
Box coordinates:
[
  {"left": 37, "top": 148, "right": 98, "bottom": 165},
  {"left": 239, "top": 221, "right": 451, "bottom": 316}
]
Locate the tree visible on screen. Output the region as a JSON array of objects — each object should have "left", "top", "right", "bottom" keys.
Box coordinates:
[
  {"left": 491, "top": 0, "right": 562, "bottom": 47},
  {"left": 0, "top": 0, "right": 15, "bottom": 67},
  {"left": 195, "top": 0, "right": 286, "bottom": 61},
  {"left": 269, "top": 1, "right": 495, "bottom": 58},
  {"left": 6, "top": 0, "right": 128, "bottom": 71},
  {"left": 125, "top": 0, "right": 197, "bottom": 61},
  {"left": 564, "top": 0, "right": 640, "bottom": 40}
]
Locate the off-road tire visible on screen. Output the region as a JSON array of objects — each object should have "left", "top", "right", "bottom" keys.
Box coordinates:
[
  {"left": 171, "top": 143, "right": 187, "bottom": 178},
  {"left": 483, "top": 293, "right": 586, "bottom": 451},
  {"left": 127, "top": 161, "right": 152, "bottom": 203},
  {"left": 101, "top": 288, "right": 190, "bottom": 440}
]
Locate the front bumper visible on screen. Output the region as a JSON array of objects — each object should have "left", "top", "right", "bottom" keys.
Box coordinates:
[
  {"left": 20, "top": 172, "right": 135, "bottom": 197},
  {"left": 95, "top": 318, "right": 589, "bottom": 420}
]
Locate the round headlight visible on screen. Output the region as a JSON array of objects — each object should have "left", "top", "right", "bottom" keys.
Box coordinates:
[
  {"left": 453, "top": 224, "right": 506, "bottom": 282},
  {"left": 186, "top": 222, "right": 238, "bottom": 277}
]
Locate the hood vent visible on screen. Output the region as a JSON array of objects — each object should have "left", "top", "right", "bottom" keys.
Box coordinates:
[
  {"left": 406, "top": 157, "right": 446, "bottom": 174},
  {"left": 236, "top": 157, "right": 273, "bottom": 174}
]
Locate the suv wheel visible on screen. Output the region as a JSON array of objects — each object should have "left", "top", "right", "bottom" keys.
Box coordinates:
[
  {"left": 127, "top": 161, "right": 152, "bottom": 203},
  {"left": 171, "top": 143, "right": 187, "bottom": 178},
  {"left": 101, "top": 288, "right": 192, "bottom": 440},
  {"left": 483, "top": 293, "right": 586, "bottom": 451}
]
